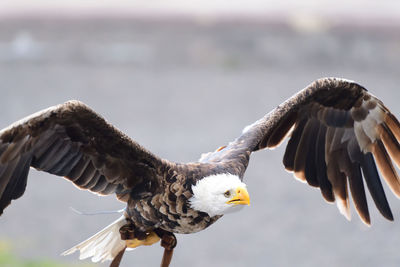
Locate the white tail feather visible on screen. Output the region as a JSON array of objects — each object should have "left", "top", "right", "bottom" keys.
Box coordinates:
[{"left": 62, "top": 216, "right": 128, "bottom": 263}]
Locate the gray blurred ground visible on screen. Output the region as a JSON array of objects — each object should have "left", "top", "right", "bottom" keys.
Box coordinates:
[{"left": 0, "top": 17, "right": 400, "bottom": 267}]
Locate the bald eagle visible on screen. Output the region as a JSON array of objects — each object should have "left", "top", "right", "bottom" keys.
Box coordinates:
[{"left": 1, "top": 78, "right": 400, "bottom": 266}]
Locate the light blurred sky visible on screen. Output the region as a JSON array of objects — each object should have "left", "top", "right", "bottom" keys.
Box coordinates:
[{"left": 2, "top": 0, "right": 400, "bottom": 24}]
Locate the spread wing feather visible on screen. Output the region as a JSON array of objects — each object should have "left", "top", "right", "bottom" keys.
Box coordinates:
[
  {"left": 0, "top": 100, "right": 172, "bottom": 215},
  {"left": 210, "top": 77, "right": 400, "bottom": 225},
  {"left": 266, "top": 78, "right": 400, "bottom": 224}
]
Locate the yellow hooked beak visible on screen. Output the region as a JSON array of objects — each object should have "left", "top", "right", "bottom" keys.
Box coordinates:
[{"left": 226, "top": 187, "right": 250, "bottom": 206}]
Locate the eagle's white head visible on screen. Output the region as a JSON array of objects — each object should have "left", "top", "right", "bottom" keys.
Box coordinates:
[{"left": 189, "top": 173, "right": 250, "bottom": 217}]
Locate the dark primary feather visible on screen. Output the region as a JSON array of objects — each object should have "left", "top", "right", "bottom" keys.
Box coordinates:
[
  {"left": 0, "top": 101, "right": 174, "bottom": 215},
  {"left": 360, "top": 152, "right": 393, "bottom": 221},
  {"left": 283, "top": 118, "right": 307, "bottom": 172},
  {"left": 315, "top": 123, "right": 334, "bottom": 202},
  {"left": 338, "top": 140, "right": 370, "bottom": 224}
]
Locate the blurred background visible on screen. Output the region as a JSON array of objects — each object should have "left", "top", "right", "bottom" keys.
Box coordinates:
[{"left": 1, "top": 1, "right": 400, "bottom": 266}]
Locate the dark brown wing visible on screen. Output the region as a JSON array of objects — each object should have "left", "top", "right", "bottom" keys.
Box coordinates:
[
  {"left": 0, "top": 100, "right": 172, "bottom": 215},
  {"left": 206, "top": 77, "right": 400, "bottom": 225}
]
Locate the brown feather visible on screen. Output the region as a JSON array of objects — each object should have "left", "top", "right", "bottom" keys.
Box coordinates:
[
  {"left": 42, "top": 141, "right": 72, "bottom": 171},
  {"left": 90, "top": 175, "right": 109, "bottom": 192},
  {"left": 74, "top": 161, "right": 97, "bottom": 187},
  {"left": 296, "top": 118, "right": 319, "bottom": 186},
  {"left": 351, "top": 106, "right": 369, "bottom": 122},
  {"left": 8, "top": 154, "right": 31, "bottom": 200},
  {"left": 328, "top": 128, "right": 345, "bottom": 155},
  {"left": 315, "top": 124, "right": 334, "bottom": 202},
  {"left": 103, "top": 160, "right": 123, "bottom": 183},
  {"left": 360, "top": 152, "right": 393, "bottom": 221},
  {"left": 379, "top": 123, "right": 400, "bottom": 169},
  {"left": 83, "top": 171, "right": 102, "bottom": 189},
  {"left": 52, "top": 152, "right": 83, "bottom": 177},
  {"left": 100, "top": 183, "right": 119, "bottom": 195},
  {"left": 47, "top": 148, "right": 81, "bottom": 175},
  {"left": 0, "top": 136, "right": 29, "bottom": 164},
  {"left": 293, "top": 120, "right": 316, "bottom": 182},
  {"left": 340, "top": 141, "right": 370, "bottom": 225},
  {"left": 327, "top": 151, "right": 350, "bottom": 219},
  {"left": 283, "top": 118, "right": 307, "bottom": 172},
  {"left": 116, "top": 192, "right": 130, "bottom": 202},
  {"left": 324, "top": 127, "right": 336, "bottom": 165},
  {"left": 370, "top": 140, "right": 400, "bottom": 198},
  {"left": 67, "top": 157, "right": 91, "bottom": 181},
  {"left": 0, "top": 154, "right": 31, "bottom": 214},
  {"left": 37, "top": 141, "right": 64, "bottom": 169},
  {"left": 320, "top": 107, "right": 351, "bottom": 127},
  {"left": 0, "top": 158, "right": 19, "bottom": 197},
  {"left": 37, "top": 141, "right": 71, "bottom": 171},
  {"left": 31, "top": 131, "right": 59, "bottom": 159},
  {"left": 266, "top": 111, "right": 297, "bottom": 148},
  {"left": 347, "top": 167, "right": 370, "bottom": 225},
  {"left": 385, "top": 113, "right": 400, "bottom": 141}
]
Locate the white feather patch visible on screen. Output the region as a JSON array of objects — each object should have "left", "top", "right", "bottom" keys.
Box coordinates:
[
  {"left": 361, "top": 114, "right": 379, "bottom": 142},
  {"left": 368, "top": 104, "right": 385, "bottom": 123},
  {"left": 336, "top": 195, "right": 351, "bottom": 221},
  {"left": 354, "top": 121, "right": 371, "bottom": 153},
  {"left": 62, "top": 216, "right": 128, "bottom": 263}
]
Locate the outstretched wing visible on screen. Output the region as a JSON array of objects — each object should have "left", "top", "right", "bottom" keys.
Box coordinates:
[
  {"left": 212, "top": 77, "right": 400, "bottom": 225},
  {"left": 0, "top": 100, "right": 171, "bottom": 215}
]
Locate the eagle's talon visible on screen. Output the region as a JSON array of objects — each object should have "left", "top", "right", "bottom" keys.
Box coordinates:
[{"left": 119, "top": 223, "right": 135, "bottom": 240}]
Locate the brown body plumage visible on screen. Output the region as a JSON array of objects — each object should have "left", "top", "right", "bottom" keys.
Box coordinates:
[
  {"left": 126, "top": 163, "right": 223, "bottom": 234},
  {"left": 1, "top": 77, "right": 400, "bottom": 265}
]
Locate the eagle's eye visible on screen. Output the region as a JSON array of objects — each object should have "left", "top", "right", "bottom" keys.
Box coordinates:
[{"left": 224, "top": 190, "right": 231, "bottom": 198}]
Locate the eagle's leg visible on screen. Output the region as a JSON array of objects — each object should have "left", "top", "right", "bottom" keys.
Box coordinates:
[{"left": 155, "top": 229, "right": 177, "bottom": 267}]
